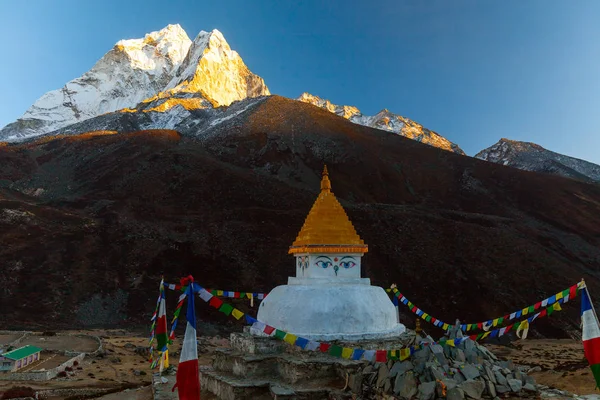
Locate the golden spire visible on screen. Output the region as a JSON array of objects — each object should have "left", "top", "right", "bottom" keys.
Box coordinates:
[{"left": 289, "top": 165, "right": 368, "bottom": 254}]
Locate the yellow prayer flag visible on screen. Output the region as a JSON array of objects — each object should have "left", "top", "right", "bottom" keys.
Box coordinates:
[
  {"left": 492, "top": 319, "right": 498, "bottom": 327},
  {"left": 446, "top": 339, "right": 456, "bottom": 347},
  {"left": 246, "top": 293, "right": 253, "bottom": 299},
  {"left": 522, "top": 307, "right": 529, "bottom": 315},
  {"left": 283, "top": 333, "right": 298, "bottom": 345},
  {"left": 400, "top": 348, "right": 411, "bottom": 360},
  {"left": 553, "top": 303, "right": 562, "bottom": 311},
  {"left": 442, "top": 323, "right": 449, "bottom": 330},
  {"left": 481, "top": 332, "right": 491, "bottom": 339},
  {"left": 556, "top": 291, "right": 563, "bottom": 300},
  {"left": 341, "top": 347, "right": 353, "bottom": 359},
  {"left": 231, "top": 308, "right": 244, "bottom": 320},
  {"left": 422, "top": 313, "right": 429, "bottom": 319},
  {"left": 217, "top": 290, "right": 224, "bottom": 296}
]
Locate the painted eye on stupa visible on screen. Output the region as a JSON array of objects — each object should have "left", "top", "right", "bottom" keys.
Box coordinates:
[
  {"left": 339, "top": 256, "right": 357, "bottom": 269},
  {"left": 315, "top": 256, "right": 333, "bottom": 269}
]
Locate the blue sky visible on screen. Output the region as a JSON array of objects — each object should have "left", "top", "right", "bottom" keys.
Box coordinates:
[{"left": 1, "top": 1, "right": 599, "bottom": 163}]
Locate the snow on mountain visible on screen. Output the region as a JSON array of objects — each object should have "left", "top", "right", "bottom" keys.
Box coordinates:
[
  {"left": 0, "top": 24, "right": 192, "bottom": 140},
  {"left": 297, "top": 93, "right": 465, "bottom": 154},
  {"left": 475, "top": 138, "right": 600, "bottom": 183},
  {"left": 0, "top": 25, "right": 269, "bottom": 141}
]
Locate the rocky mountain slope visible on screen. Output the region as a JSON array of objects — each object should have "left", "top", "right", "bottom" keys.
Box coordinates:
[
  {"left": 298, "top": 92, "right": 465, "bottom": 154},
  {"left": 1, "top": 25, "right": 466, "bottom": 156},
  {"left": 1, "top": 96, "right": 599, "bottom": 338},
  {"left": 476, "top": 139, "right": 600, "bottom": 183},
  {"left": 0, "top": 25, "right": 269, "bottom": 141}
]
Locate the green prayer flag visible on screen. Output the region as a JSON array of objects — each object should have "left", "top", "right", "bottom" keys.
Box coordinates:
[
  {"left": 425, "top": 315, "right": 432, "bottom": 322},
  {"left": 275, "top": 330, "right": 287, "bottom": 340},
  {"left": 562, "top": 289, "right": 570, "bottom": 298},
  {"left": 497, "top": 317, "right": 504, "bottom": 325},
  {"left": 328, "top": 345, "right": 343, "bottom": 357},
  {"left": 547, "top": 306, "right": 554, "bottom": 316},
  {"left": 528, "top": 305, "right": 535, "bottom": 313},
  {"left": 173, "top": 308, "right": 181, "bottom": 318},
  {"left": 476, "top": 333, "right": 484, "bottom": 340},
  {"left": 240, "top": 292, "right": 246, "bottom": 298},
  {"left": 219, "top": 303, "right": 234, "bottom": 316}
]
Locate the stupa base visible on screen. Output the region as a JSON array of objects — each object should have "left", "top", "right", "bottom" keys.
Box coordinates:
[{"left": 256, "top": 281, "right": 406, "bottom": 341}]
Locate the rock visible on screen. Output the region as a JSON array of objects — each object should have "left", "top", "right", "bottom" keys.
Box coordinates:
[
  {"left": 502, "top": 367, "right": 512, "bottom": 375},
  {"left": 524, "top": 383, "right": 537, "bottom": 392},
  {"left": 419, "top": 381, "right": 437, "bottom": 400},
  {"left": 349, "top": 374, "right": 362, "bottom": 394},
  {"left": 430, "top": 365, "right": 445, "bottom": 381},
  {"left": 390, "top": 360, "right": 414, "bottom": 378},
  {"left": 484, "top": 365, "right": 496, "bottom": 384},
  {"left": 460, "top": 379, "right": 485, "bottom": 399},
  {"left": 455, "top": 348, "right": 466, "bottom": 363},
  {"left": 383, "top": 377, "right": 392, "bottom": 394},
  {"left": 508, "top": 378, "right": 522, "bottom": 392},
  {"left": 377, "top": 364, "right": 390, "bottom": 387},
  {"left": 460, "top": 364, "right": 480, "bottom": 380},
  {"left": 437, "top": 378, "right": 458, "bottom": 397},
  {"left": 387, "top": 360, "right": 394, "bottom": 370},
  {"left": 133, "top": 369, "right": 141, "bottom": 376},
  {"left": 124, "top": 343, "right": 136, "bottom": 350},
  {"left": 485, "top": 380, "right": 496, "bottom": 398},
  {"left": 362, "top": 365, "right": 374, "bottom": 375},
  {"left": 513, "top": 369, "right": 523, "bottom": 382},
  {"left": 109, "top": 356, "right": 121, "bottom": 364},
  {"left": 494, "top": 370, "right": 507, "bottom": 386},
  {"left": 524, "top": 374, "right": 536, "bottom": 386},
  {"left": 394, "top": 372, "right": 417, "bottom": 399},
  {"left": 527, "top": 366, "right": 542, "bottom": 373},
  {"left": 496, "top": 385, "right": 510, "bottom": 394},
  {"left": 447, "top": 387, "right": 465, "bottom": 400}
]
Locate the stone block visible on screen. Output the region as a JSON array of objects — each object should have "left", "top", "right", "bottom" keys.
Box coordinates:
[
  {"left": 459, "top": 364, "right": 480, "bottom": 380},
  {"left": 418, "top": 381, "right": 436, "bottom": 400},
  {"left": 447, "top": 387, "right": 465, "bottom": 400},
  {"left": 377, "top": 364, "right": 390, "bottom": 387},
  {"left": 507, "top": 378, "right": 522, "bottom": 392},
  {"left": 496, "top": 384, "right": 510, "bottom": 394},
  {"left": 390, "top": 360, "right": 413, "bottom": 378},
  {"left": 460, "top": 379, "right": 485, "bottom": 399},
  {"left": 485, "top": 380, "right": 496, "bottom": 398},
  {"left": 494, "top": 370, "right": 507, "bottom": 386},
  {"left": 523, "top": 383, "right": 537, "bottom": 392},
  {"left": 394, "top": 371, "right": 417, "bottom": 399}
]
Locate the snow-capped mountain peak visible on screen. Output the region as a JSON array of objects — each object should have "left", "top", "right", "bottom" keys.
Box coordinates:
[
  {"left": 476, "top": 138, "right": 600, "bottom": 183},
  {"left": 297, "top": 93, "right": 465, "bottom": 154},
  {"left": 0, "top": 25, "right": 268, "bottom": 141}
]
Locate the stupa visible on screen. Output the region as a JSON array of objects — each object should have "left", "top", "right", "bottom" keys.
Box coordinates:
[{"left": 256, "top": 166, "right": 405, "bottom": 340}]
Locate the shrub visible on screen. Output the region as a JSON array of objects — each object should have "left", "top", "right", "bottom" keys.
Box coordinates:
[
  {"left": 1, "top": 386, "right": 36, "bottom": 399},
  {"left": 57, "top": 371, "right": 67, "bottom": 378}
]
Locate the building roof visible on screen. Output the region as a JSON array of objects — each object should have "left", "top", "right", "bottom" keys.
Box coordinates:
[
  {"left": 289, "top": 166, "right": 368, "bottom": 254},
  {"left": 2, "top": 345, "right": 43, "bottom": 361}
]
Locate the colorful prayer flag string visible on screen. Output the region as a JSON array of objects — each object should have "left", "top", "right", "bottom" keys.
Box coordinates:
[{"left": 388, "top": 281, "right": 583, "bottom": 332}]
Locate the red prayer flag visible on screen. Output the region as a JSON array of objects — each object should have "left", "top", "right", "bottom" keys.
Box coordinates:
[
  {"left": 319, "top": 343, "right": 331, "bottom": 353},
  {"left": 209, "top": 297, "right": 223, "bottom": 309},
  {"left": 263, "top": 325, "right": 275, "bottom": 335},
  {"left": 539, "top": 309, "right": 547, "bottom": 318},
  {"left": 534, "top": 302, "right": 542, "bottom": 310},
  {"left": 570, "top": 284, "right": 578, "bottom": 299},
  {"left": 477, "top": 323, "right": 483, "bottom": 329},
  {"left": 469, "top": 334, "right": 478, "bottom": 341},
  {"left": 376, "top": 350, "right": 387, "bottom": 362}
]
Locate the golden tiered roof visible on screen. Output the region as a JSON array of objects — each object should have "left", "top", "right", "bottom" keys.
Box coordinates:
[{"left": 289, "top": 166, "right": 368, "bottom": 254}]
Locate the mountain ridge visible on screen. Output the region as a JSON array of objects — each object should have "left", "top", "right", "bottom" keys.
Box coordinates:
[{"left": 476, "top": 138, "right": 600, "bottom": 183}]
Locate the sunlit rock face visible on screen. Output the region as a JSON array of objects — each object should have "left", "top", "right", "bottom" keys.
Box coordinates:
[
  {"left": 0, "top": 25, "right": 269, "bottom": 141},
  {"left": 476, "top": 138, "right": 600, "bottom": 183},
  {"left": 0, "top": 25, "right": 192, "bottom": 140},
  {"left": 297, "top": 92, "right": 465, "bottom": 155},
  {"left": 165, "top": 29, "right": 270, "bottom": 107}
]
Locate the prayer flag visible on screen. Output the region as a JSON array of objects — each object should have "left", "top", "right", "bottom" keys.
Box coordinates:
[
  {"left": 352, "top": 349, "right": 365, "bottom": 360},
  {"left": 376, "top": 350, "right": 387, "bottom": 362},
  {"left": 284, "top": 333, "right": 298, "bottom": 345},
  {"left": 581, "top": 286, "right": 600, "bottom": 388},
  {"left": 341, "top": 348, "right": 353, "bottom": 359},
  {"left": 173, "top": 284, "right": 200, "bottom": 400},
  {"left": 319, "top": 343, "right": 331, "bottom": 353},
  {"left": 231, "top": 308, "right": 244, "bottom": 320},
  {"left": 295, "top": 337, "right": 309, "bottom": 349}
]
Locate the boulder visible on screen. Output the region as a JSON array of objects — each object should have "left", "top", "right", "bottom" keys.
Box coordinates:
[
  {"left": 377, "top": 364, "right": 390, "bottom": 387},
  {"left": 447, "top": 388, "right": 465, "bottom": 400},
  {"left": 496, "top": 385, "right": 510, "bottom": 394},
  {"left": 484, "top": 365, "right": 496, "bottom": 383},
  {"left": 394, "top": 372, "right": 418, "bottom": 399},
  {"left": 460, "top": 379, "right": 485, "bottom": 399},
  {"left": 429, "top": 365, "right": 445, "bottom": 381},
  {"left": 523, "top": 383, "right": 537, "bottom": 392},
  {"left": 507, "top": 378, "right": 523, "bottom": 392},
  {"left": 494, "top": 370, "right": 507, "bottom": 386},
  {"left": 390, "top": 360, "right": 414, "bottom": 378},
  {"left": 419, "top": 381, "right": 437, "bottom": 400},
  {"left": 485, "top": 380, "right": 496, "bottom": 397},
  {"left": 460, "top": 364, "right": 480, "bottom": 380}
]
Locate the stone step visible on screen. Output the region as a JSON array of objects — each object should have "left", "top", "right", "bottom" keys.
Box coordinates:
[
  {"left": 213, "top": 349, "right": 363, "bottom": 384},
  {"left": 201, "top": 366, "right": 355, "bottom": 400},
  {"left": 231, "top": 331, "right": 286, "bottom": 355}
]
